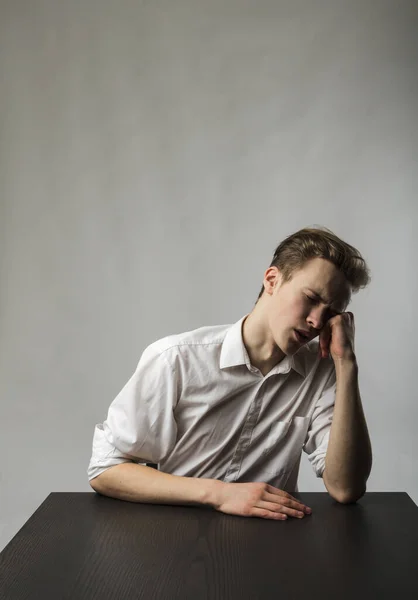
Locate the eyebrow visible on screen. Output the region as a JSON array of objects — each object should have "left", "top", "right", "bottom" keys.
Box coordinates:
[{"left": 307, "top": 288, "right": 342, "bottom": 313}]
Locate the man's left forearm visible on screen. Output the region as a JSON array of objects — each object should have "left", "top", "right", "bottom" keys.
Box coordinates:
[{"left": 323, "top": 356, "right": 373, "bottom": 503}]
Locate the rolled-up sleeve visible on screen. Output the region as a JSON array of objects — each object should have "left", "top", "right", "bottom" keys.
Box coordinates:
[
  {"left": 87, "top": 342, "right": 178, "bottom": 482},
  {"left": 303, "top": 367, "right": 336, "bottom": 478}
]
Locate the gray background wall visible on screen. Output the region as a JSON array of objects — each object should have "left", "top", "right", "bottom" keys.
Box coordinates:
[{"left": 1, "top": 0, "right": 417, "bottom": 551}]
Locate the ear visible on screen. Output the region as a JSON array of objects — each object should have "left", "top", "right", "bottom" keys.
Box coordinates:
[{"left": 263, "top": 266, "right": 281, "bottom": 296}]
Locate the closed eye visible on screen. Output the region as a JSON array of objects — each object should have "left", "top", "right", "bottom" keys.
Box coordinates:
[{"left": 305, "top": 294, "right": 338, "bottom": 318}]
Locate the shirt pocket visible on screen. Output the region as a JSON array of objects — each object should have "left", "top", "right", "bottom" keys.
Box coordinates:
[{"left": 261, "top": 415, "right": 310, "bottom": 459}]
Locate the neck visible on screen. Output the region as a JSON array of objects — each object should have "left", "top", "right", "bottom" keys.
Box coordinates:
[{"left": 242, "top": 304, "right": 286, "bottom": 376}]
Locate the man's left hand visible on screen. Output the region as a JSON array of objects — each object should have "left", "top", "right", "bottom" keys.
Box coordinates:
[{"left": 319, "top": 312, "right": 356, "bottom": 361}]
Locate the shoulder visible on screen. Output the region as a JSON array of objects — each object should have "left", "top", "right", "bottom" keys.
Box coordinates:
[{"left": 144, "top": 321, "right": 231, "bottom": 361}]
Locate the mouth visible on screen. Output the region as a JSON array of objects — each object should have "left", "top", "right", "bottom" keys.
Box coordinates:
[{"left": 294, "top": 329, "right": 310, "bottom": 343}]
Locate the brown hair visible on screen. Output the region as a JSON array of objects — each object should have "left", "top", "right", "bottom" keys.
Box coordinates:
[{"left": 256, "top": 225, "right": 371, "bottom": 303}]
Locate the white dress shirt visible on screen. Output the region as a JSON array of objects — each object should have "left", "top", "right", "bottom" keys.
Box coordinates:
[{"left": 88, "top": 315, "right": 336, "bottom": 493}]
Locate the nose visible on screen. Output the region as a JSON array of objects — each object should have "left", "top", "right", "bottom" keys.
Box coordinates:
[{"left": 307, "top": 308, "right": 328, "bottom": 331}]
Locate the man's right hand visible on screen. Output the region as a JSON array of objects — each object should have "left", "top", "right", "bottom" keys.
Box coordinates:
[{"left": 211, "top": 481, "right": 312, "bottom": 520}]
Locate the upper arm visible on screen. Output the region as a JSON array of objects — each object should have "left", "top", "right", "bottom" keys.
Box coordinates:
[{"left": 87, "top": 343, "right": 179, "bottom": 480}]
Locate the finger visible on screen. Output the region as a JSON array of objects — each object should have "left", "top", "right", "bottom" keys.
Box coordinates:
[
  {"left": 268, "top": 486, "right": 299, "bottom": 503},
  {"left": 276, "top": 487, "right": 311, "bottom": 508},
  {"left": 257, "top": 499, "right": 306, "bottom": 519},
  {"left": 318, "top": 325, "right": 327, "bottom": 357},
  {"left": 267, "top": 486, "right": 312, "bottom": 511},
  {"left": 266, "top": 490, "right": 311, "bottom": 513},
  {"left": 318, "top": 325, "right": 330, "bottom": 358},
  {"left": 251, "top": 507, "right": 288, "bottom": 521},
  {"left": 320, "top": 335, "right": 331, "bottom": 357},
  {"left": 318, "top": 338, "right": 328, "bottom": 359}
]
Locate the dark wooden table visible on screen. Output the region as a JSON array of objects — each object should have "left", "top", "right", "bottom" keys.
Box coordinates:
[{"left": 1, "top": 492, "right": 417, "bottom": 599}]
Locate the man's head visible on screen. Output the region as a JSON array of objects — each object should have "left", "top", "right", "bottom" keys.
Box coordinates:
[{"left": 255, "top": 226, "right": 371, "bottom": 355}]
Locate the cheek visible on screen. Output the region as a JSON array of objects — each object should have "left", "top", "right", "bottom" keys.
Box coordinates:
[
  {"left": 271, "top": 298, "right": 304, "bottom": 331},
  {"left": 290, "top": 297, "right": 307, "bottom": 321}
]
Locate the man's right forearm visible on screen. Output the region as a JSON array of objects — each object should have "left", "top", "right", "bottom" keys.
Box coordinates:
[{"left": 89, "top": 463, "right": 222, "bottom": 508}]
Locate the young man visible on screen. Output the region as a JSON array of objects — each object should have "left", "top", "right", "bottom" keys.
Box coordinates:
[{"left": 88, "top": 226, "right": 373, "bottom": 521}]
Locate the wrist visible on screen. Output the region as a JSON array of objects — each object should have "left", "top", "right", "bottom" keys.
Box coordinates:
[
  {"left": 335, "top": 355, "right": 358, "bottom": 376},
  {"left": 203, "top": 478, "right": 225, "bottom": 509}
]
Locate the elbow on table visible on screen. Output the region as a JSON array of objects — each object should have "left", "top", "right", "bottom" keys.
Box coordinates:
[
  {"left": 331, "top": 488, "right": 366, "bottom": 504},
  {"left": 323, "top": 470, "right": 366, "bottom": 504},
  {"left": 89, "top": 475, "right": 104, "bottom": 494}
]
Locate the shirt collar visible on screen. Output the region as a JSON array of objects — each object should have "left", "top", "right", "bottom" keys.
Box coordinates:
[{"left": 219, "top": 315, "right": 306, "bottom": 377}]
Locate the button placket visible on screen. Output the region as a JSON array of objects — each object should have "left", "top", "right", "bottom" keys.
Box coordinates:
[{"left": 223, "top": 379, "right": 267, "bottom": 482}]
